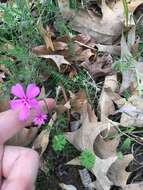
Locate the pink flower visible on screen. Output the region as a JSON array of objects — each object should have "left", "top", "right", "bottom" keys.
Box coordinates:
[
  {"left": 33, "top": 112, "right": 47, "bottom": 126},
  {"left": 10, "top": 83, "right": 40, "bottom": 120}
]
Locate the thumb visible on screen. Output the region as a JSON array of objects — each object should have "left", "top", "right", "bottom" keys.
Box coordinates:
[{"left": 0, "top": 98, "right": 55, "bottom": 144}]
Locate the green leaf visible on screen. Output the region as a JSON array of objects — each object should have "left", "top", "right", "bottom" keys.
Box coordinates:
[
  {"left": 122, "top": 0, "right": 129, "bottom": 26},
  {"left": 52, "top": 134, "right": 67, "bottom": 151},
  {"left": 121, "top": 138, "right": 131, "bottom": 151},
  {"left": 79, "top": 149, "right": 96, "bottom": 169},
  {"left": 116, "top": 151, "right": 124, "bottom": 160}
]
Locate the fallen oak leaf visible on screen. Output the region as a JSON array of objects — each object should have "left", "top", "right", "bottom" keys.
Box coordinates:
[
  {"left": 33, "top": 113, "right": 57, "bottom": 156},
  {"left": 73, "top": 33, "right": 91, "bottom": 44},
  {"left": 98, "top": 75, "right": 118, "bottom": 123},
  {"left": 65, "top": 102, "right": 117, "bottom": 153},
  {"left": 95, "top": 43, "right": 121, "bottom": 56},
  {"left": 119, "top": 33, "right": 137, "bottom": 94},
  {"left": 38, "top": 54, "right": 71, "bottom": 71},
  {"left": 81, "top": 53, "right": 113, "bottom": 78},
  {"left": 107, "top": 154, "right": 133, "bottom": 187},
  {"left": 78, "top": 49, "right": 95, "bottom": 62},
  {"left": 67, "top": 155, "right": 117, "bottom": 190},
  {"left": 123, "top": 182, "right": 143, "bottom": 190},
  {"left": 94, "top": 135, "right": 120, "bottom": 159},
  {"left": 128, "top": 0, "right": 143, "bottom": 12},
  {"left": 70, "top": 90, "right": 87, "bottom": 112},
  {"left": 58, "top": 0, "right": 124, "bottom": 45}
]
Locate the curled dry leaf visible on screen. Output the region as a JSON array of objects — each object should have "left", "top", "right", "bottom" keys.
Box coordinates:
[
  {"left": 65, "top": 103, "right": 110, "bottom": 152},
  {"left": 128, "top": 0, "right": 143, "bottom": 12},
  {"left": 33, "top": 113, "right": 57, "bottom": 156},
  {"left": 94, "top": 135, "right": 120, "bottom": 159},
  {"left": 81, "top": 54, "right": 113, "bottom": 78},
  {"left": 70, "top": 90, "right": 87, "bottom": 112},
  {"left": 107, "top": 154, "right": 133, "bottom": 187},
  {"left": 78, "top": 49, "right": 95, "bottom": 62},
  {"left": 37, "top": 21, "right": 54, "bottom": 51},
  {"left": 0, "top": 72, "right": 5, "bottom": 82},
  {"left": 104, "top": 87, "right": 126, "bottom": 108},
  {"left": 99, "top": 75, "right": 118, "bottom": 122},
  {"left": 38, "top": 54, "right": 71, "bottom": 71}
]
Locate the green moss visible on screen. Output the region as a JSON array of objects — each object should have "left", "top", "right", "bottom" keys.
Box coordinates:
[{"left": 79, "top": 149, "right": 96, "bottom": 169}]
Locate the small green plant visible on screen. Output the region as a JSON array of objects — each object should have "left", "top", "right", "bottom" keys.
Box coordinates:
[
  {"left": 116, "top": 151, "right": 124, "bottom": 160},
  {"left": 120, "top": 137, "right": 131, "bottom": 152},
  {"left": 79, "top": 149, "right": 96, "bottom": 169},
  {"left": 122, "top": 89, "right": 131, "bottom": 100},
  {"left": 52, "top": 134, "right": 67, "bottom": 151},
  {"left": 112, "top": 57, "right": 134, "bottom": 73}
]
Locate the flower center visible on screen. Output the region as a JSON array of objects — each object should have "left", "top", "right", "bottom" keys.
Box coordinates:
[{"left": 22, "top": 97, "right": 31, "bottom": 108}]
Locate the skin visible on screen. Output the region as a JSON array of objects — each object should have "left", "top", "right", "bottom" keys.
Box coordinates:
[{"left": 0, "top": 98, "right": 55, "bottom": 190}]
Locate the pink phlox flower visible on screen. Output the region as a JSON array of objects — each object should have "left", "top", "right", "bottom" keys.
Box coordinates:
[
  {"left": 10, "top": 83, "right": 40, "bottom": 120},
  {"left": 33, "top": 112, "right": 47, "bottom": 126}
]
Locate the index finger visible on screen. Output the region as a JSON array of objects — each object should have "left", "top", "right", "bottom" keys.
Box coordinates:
[{"left": 0, "top": 98, "right": 55, "bottom": 144}]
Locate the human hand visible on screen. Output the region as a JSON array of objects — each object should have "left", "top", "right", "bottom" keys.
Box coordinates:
[{"left": 0, "top": 98, "right": 55, "bottom": 190}]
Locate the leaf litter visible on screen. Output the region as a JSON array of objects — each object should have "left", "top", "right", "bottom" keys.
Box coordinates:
[{"left": 1, "top": 0, "right": 143, "bottom": 190}]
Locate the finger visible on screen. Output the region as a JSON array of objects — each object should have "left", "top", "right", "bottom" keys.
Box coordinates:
[
  {"left": 1, "top": 146, "right": 39, "bottom": 190},
  {"left": 0, "top": 98, "right": 55, "bottom": 144}
]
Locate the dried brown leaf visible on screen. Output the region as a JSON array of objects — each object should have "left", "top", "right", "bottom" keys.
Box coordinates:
[
  {"left": 38, "top": 54, "right": 71, "bottom": 71},
  {"left": 95, "top": 44, "right": 121, "bottom": 55},
  {"left": 99, "top": 75, "right": 118, "bottom": 122},
  {"left": 78, "top": 49, "right": 94, "bottom": 62},
  {"left": 81, "top": 54, "right": 113, "bottom": 78},
  {"left": 33, "top": 113, "right": 57, "bottom": 156},
  {"left": 67, "top": 155, "right": 117, "bottom": 190},
  {"left": 32, "top": 45, "right": 51, "bottom": 55},
  {"left": 107, "top": 154, "right": 133, "bottom": 187},
  {"left": 37, "top": 21, "right": 54, "bottom": 51},
  {"left": 58, "top": 0, "right": 123, "bottom": 44},
  {"left": 53, "top": 41, "right": 68, "bottom": 51},
  {"left": 65, "top": 103, "right": 116, "bottom": 153},
  {"left": 94, "top": 135, "right": 120, "bottom": 159},
  {"left": 123, "top": 182, "right": 143, "bottom": 190},
  {"left": 70, "top": 90, "right": 87, "bottom": 112},
  {"left": 119, "top": 95, "right": 143, "bottom": 127}
]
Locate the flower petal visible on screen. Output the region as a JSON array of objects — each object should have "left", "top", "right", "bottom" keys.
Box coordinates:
[
  {"left": 11, "top": 83, "right": 25, "bottom": 98},
  {"left": 29, "top": 99, "right": 40, "bottom": 110},
  {"left": 10, "top": 99, "right": 23, "bottom": 109},
  {"left": 19, "top": 106, "right": 30, "bottom": 120},
  {"left": 26, "top": 84, "right": 40, "bottom": 99},
  {"left": 33, "top": 112, "right": 47, "bottom": 126}
]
